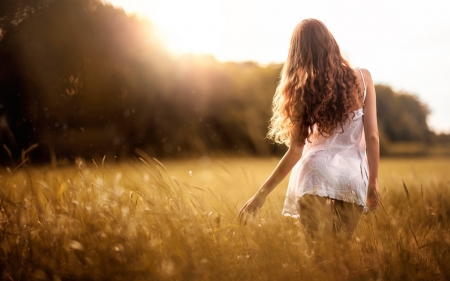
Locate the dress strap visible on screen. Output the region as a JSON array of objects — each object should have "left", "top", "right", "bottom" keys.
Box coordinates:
[{"left": 356, "top": 67, "right": 367, "bottom": 102}]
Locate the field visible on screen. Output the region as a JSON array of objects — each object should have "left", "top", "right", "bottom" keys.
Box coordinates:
[{"left": 1, "top": 154, "right": 449, "bottom": 280}]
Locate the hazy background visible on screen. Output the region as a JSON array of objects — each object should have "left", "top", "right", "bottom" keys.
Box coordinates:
[
  {"left": 2, "top": 2, "right": 450, "bottom": 280},
  {"left": 0, "top": 0, "right": 448, "bottom": 163},
  {"left": 107, "top": 0, "right": 450, "bottom": 134}
]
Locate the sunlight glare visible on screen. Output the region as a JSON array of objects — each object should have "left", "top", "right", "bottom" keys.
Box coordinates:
[
  {"left": 107, "top": 0, "right": 450, "bottom": 132},
  {"left": 131, "top": 0, "right": 227, "bottom": 56}
]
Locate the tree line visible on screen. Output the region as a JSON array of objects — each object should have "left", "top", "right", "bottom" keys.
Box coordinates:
[{"left": 0, "top": 0, "right": 443, "bottom": 163}]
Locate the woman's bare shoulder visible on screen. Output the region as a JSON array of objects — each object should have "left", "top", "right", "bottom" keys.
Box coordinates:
[{"left": 354, "top": 68, "right": 373, "bottom": 85}]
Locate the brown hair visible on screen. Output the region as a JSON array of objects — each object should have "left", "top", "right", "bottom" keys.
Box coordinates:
[{"left": 267, "top": 19, "right": 362, "bottom": 146}]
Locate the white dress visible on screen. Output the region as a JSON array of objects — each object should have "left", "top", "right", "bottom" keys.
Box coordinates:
[{"left": 282, "top": 68, "right": 369, "bottom": 218}]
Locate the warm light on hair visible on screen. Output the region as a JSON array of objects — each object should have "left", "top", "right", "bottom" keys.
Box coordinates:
[{"left": 267, "top": 19, "right": 362, "bottom": 146}]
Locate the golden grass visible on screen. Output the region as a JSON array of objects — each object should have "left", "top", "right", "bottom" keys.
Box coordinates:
[{"left": 0, "top": 155, "right": 449, "bottom": 280}]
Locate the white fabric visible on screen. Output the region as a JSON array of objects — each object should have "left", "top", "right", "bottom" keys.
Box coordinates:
[
  {"left": 357, "top": 67, "right": 367, "bottom": 100},
  {"left": 282, "top": 70, "right": 368, "bottom": 218}
]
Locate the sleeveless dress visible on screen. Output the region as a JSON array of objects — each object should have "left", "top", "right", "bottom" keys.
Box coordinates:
[{"left": 282, "top": 68, "right": 369, "bottom": 218}]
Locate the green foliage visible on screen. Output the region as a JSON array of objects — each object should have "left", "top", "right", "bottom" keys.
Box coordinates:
[
  {"left": 0, "top": 0, "right": 440, "bottom": 162},
  {"left": 0, "top": 0, "right": 52, "bottom": 30},
  {"left": 375, "top": 85, "right": 431, "bottom": 143}
]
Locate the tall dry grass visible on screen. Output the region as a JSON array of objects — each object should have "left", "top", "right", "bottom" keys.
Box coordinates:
[{"left": 0, "top": 154, "right": 449, "bottom": 280}]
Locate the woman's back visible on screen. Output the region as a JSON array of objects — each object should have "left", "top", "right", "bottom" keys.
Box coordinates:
[
  {"left": 282, "top": 68, "right": 369, "bottom": 217},
  {"left": 239, "top": 19, "right": 379, "bottom": 240}
]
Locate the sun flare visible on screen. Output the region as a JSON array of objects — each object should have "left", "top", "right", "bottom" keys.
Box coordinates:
[
  {"left": 107, "top": 0, "right": 450, "bottom": 132},
  {"left": 114, "top": 0, "right": 227, "bottom": 56}
]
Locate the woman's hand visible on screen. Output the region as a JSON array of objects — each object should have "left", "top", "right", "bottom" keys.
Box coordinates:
[
  {"left": 366, "top": 183, "right": 379, "bottom": 212},
  {"left": 238, "top": 192, "right": 267, "bottom": 225},
  {"left": 237, "top": 137, "right": 303, "bottom": 225}
]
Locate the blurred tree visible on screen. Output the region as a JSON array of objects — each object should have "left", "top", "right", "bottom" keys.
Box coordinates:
[
  {"left": 0, "top": 0, "right": 52, "bottom": 32},
  {"left": 375, "top": 85, "right": 431, "bottom": 142},
  {"left": 0, "top": 0, "right": 172, "bottom": 161},
  {"left": 0, "top": 0, "right": 438, "bottom": 163},
  {"left": 432, "top": 132, "right": 450, "bottom": 143}
]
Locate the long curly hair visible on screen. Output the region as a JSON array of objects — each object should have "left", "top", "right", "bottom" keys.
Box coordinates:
[{"left": 267, "top": 19, "right": 362, "bottom": 146}]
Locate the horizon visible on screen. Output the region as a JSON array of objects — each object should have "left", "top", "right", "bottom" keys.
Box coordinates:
[{"left": 106, "top": 0, "right": 450, "bottom": 133}]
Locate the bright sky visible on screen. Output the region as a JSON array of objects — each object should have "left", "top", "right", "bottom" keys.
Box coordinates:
[{"left": 106, "top": 0, "right": 450, "bottom": 133}]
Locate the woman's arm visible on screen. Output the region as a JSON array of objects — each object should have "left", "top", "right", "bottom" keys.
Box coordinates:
[
  {"left": 361, "top": 68, "right": 380, "bottom": 210},
  {"left": 238, "top": 129, "right": 304, "bottom": 224}
]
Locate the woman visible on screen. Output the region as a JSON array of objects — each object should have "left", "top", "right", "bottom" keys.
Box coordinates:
[{"left": 238, "top": 19, "right": 379, "bottom": 240}]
